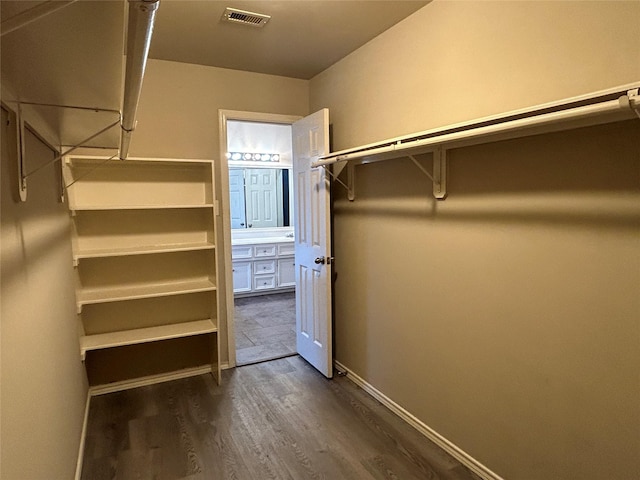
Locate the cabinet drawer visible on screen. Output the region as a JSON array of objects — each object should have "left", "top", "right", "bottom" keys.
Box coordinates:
[
  {"left": 254, "top": 274, "right": 276, "bottom": 291},
  {"left": 232, "top": 245, "right": 253, "bottom": 259},
  {"left": 278, "top": 243, "right": 295, "bottom": 256},
  {"left": 254, "top": 259, "right": 276, "bottom": 275},
  {"left": 254, "top": 245, "right": 276, "bottom": 258}
]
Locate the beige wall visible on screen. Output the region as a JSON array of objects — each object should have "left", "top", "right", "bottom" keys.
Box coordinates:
[
  {"left": 311, "top": 0, "right": 640, "bottom": 151},
  {"left": 310, "top": 1, "right": 639, "bottom": 479},
  {"left": 1, "top": 108, "right": 88, "bottom": 479},
  {"left": 129, "top": 59, "right": 309, "bottom": 364},
  {"left": 130, "top": 59, "right": 309, "bottom": 159}
]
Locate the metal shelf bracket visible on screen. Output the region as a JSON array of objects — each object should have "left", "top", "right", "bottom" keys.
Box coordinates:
[
  {"left": 322, "top": 149, "right": 446, "bottom": 201},
  {"left": 408, "top": 148, "right": 447, "bottom": 200},
  {"left": 4, "top": 100, "right": 121, "bottom": 203},
  {"left": 323, "top": 162, "right": 355, "bottom": 201}
]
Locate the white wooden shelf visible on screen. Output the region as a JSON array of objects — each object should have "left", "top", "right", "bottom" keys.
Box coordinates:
[
  {"left": 70, "top": 203, "right": 214, "bottom": 212},
  {"left": 64, "top": 155, "right": 221, "bottom": 388},
  {"left": 73, "top": 242, "right": 215, "bottom": 263},
  {"left": 80, "top": 318, "right": 217, "bottom": 360},
  {"left": 76, "top": 278, "right": 217, "bottom": 312}
]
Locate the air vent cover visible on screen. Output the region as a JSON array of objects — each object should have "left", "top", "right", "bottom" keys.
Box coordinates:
[{"left": 221, "top": 7, "right": 270, "bottom": 27}]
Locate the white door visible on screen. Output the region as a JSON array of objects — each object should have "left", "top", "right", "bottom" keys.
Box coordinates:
[
  {"left": 292, "top": 109, "right": 332, "bottom": 378},
  {"left": 228, "top": 168, "right": 247, "bottom": 229},
  {"left": 245, "top": 169, "right": 278, "bottom": 229}
]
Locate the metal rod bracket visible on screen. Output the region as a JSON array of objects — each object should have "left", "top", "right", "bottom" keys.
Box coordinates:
[
  {"left": 407, "top": 149, "right": 447, "bottom": 200},
  {"left": 324, "top": 164, "right": 355, "bottom": 200},
  {"left": 627, "top": 88, "right": 640, "bottom": 118},
  {"left": 16, "top": 105, "right": 28, "bottom": 201},
  {"left": 433, "top": 148, "right": 447, "bottom": 200},
  {"left": 347, "top": 163, "right": 355, "bottom": 201}
]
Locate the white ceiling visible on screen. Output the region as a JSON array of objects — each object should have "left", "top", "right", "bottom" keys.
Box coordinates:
[{"left": 0, "top": 0, "right": 428, "bottom": 147}]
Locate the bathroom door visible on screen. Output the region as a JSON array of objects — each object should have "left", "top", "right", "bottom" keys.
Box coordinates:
[
  {"left": 245, "top": 168, "right": 278, "bottom": 229},
  {"left": 228, "top": 168, "right": 246, "bottom": 229},
  {"left": 292, "top": 109, "right": 332, "bottom": 378}
]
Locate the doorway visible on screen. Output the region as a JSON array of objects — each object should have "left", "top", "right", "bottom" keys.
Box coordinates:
[
  {"left": 219, "top": 111, "right": 302, "bottom": 367},
  {"left": 234, "top": 292, "right": 296, "bottom": 365}
]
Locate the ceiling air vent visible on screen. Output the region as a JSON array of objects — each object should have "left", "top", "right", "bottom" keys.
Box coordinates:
[{"left": 221, "top": 7, "right": 270, "bottom": 28}]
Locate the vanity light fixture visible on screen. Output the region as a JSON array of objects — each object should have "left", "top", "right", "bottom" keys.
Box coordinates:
[{"left": 226, "top": 152, "right": 281, "bottom": 162}]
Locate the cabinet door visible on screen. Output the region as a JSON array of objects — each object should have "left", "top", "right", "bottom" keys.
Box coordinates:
[
  {"left": 277, "top": 257, "right": 296, "bottom": 288},
  {"left": 232, "top": 261, "right": 252, "bottom": 293}
]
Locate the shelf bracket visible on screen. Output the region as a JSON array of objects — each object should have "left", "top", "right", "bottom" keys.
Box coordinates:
[
  {"left": 5, "top": 104, "right": 28, "bottom": 201},
  {"left": 16, "top": 104, "right": 28, "bottom": 201},
  {"left": 347, "top": 163, "right": 355, "bottom": 201},
  {"left": 407, "top": 148, "right": 447, "bottom": 200},
  {"left": 323, "top": 163, "right": 355, "bottom": 200},
  {"left": 5, "top": 101, "right": 121, "bottom": 202},
  {"left": 627, "top": 88, "right": 640, "bottom": 119}
]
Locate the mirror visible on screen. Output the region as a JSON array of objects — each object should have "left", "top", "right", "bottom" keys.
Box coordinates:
[{"left": 229, "top": 167, "right": 293, "bottom": 229}]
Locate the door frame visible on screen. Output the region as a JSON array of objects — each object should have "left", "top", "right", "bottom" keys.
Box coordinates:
[{"left": 218, "top": 110, "right": 302, "bottom": 368}]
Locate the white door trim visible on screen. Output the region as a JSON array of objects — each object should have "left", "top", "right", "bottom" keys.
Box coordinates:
[{"left": 218, "top": 110, "right": 302, "bottom": 368}]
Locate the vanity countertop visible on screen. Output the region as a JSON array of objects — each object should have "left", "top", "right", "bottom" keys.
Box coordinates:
[{"left": 232, "top": 237, "right": 294, "bottom": 246}]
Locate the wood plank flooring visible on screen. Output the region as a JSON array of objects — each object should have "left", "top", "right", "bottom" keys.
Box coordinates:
[
  {"left": 234, "top": 293, "right": 296, "bottom": 365},
  {"left": 82, "top": 356, "right": 482, "bottom": 480}
]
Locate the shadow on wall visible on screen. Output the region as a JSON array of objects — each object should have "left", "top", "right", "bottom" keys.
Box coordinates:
[
  {"left": 333, "top": 120, "right": 640, "bottom": 230},
  {"left": 1, "top": 119, "right": 71, "bottom": 288}
]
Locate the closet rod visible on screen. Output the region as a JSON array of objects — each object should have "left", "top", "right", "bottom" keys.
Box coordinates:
[
  {"left": 119, "top": 0, "right": 160, "bottom": 160},
  {"left": 313, "top": 87, "right": 639, "bottom": 168}
]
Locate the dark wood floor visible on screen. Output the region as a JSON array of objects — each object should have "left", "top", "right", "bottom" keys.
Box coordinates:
[
  {"left": 82, "top": 356, "right": 482, "bottom": 480},
  {"left": 234, "top": 293, "right": 296, "bottom": 365}
]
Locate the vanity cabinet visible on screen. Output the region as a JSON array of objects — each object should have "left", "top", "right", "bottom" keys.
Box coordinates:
[
  {"left": 232, "top": 241, "right": 295, "bottom": 296},
  {"left": 62, "top": 156, "right": 221, "bottom": 392}
]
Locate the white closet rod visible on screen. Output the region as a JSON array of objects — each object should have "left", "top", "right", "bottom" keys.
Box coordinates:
[
  {"left": 5, "top": 0, "right": 160, "bottom": 201},
  {"left": 119, "top": 0, "right": 160, "bottom": 160},
  {"left": 313, "top": 86, "right": 640, "bottom": 168}
]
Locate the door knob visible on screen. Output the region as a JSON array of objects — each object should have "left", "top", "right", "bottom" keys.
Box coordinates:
[{"left": 314, "top": 257, "right": 326, "bottom": 265}]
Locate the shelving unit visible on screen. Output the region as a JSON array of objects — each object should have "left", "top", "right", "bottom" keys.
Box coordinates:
[{"left": 63, "top": 156, "right": 221, "bottom": 390}]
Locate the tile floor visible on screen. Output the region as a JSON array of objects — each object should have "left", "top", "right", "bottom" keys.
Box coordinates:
[{"left": 234, "top": 292, "right": 296, "bottom": 365}]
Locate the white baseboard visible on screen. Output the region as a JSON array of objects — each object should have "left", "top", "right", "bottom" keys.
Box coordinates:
[
  {"left": 74, "top": 389, "right": 91, "bottom": 480},
  {"left": 334, "top": 360, "right": 504, "bottom": 480}
]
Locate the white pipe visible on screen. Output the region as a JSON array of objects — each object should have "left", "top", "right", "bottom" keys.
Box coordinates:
[
  {"left": 1, "top": 0, "right": 78, "bottom": 37},
  {"left": 119, "top": 0, "right": 160, "bottom": 160},
  {"left": 312, "top": 95, "right": 636, "bottom": 168}
]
